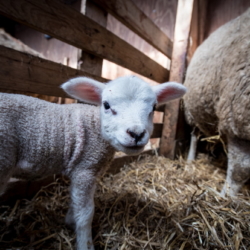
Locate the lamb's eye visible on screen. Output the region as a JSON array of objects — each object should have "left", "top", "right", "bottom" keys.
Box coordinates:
[{"left": 103, "top": 101, "right": 110, "bottom": 110}]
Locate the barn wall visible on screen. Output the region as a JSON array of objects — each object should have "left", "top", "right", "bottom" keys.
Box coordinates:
[
  {"left": 15, "top": 25, "right": 79, "bottom": 69},
  {"left": 205, "top": 0, "right": 250, "bottom": 38},
  {"left": 102, "top": 0, "right": 177, "bottom": 82},
  {"left": 11, "top": 0, "right": 177, "bottom": 83},
  {"left": 14, "top": 1, "right": 81, "bottom": 69}
]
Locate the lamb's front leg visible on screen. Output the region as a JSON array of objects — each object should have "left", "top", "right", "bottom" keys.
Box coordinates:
[{"left": 67, "top": 170, "right": 96, "bottom": 250}]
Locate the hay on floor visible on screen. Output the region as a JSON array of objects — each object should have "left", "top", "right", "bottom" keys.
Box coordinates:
[{"left": 0, "top": 155, "right": 250, "bottom": 249}]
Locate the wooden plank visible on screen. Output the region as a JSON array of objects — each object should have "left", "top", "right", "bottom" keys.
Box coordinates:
[
  {"left": 14, "top": 1, "right": 81, "bottom": 70},
  {"left": 102, "top": 0, "right": 177, "bottom": 81},
  {"left": 91, "top": 0, "right": 173, "bottom": 59},
  {"left": 0, "top": 45, "right": 108, "bottom": 97},
  {"left": 151, "top": 123, "right": 163, "bottom": 139},
  {"left": 159, "top": 0, "right": 194, "bottom": 158},
  {"left": 0, "top": 0, "right": 169, "bottom": 83}
]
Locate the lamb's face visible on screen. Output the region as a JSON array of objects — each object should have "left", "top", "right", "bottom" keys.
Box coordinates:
[
  {"left": 101, "top": 76, "right": 156, "bottom": 155},
  {"left": 62, "top": 75, "right": 187, "bottom": 156}
]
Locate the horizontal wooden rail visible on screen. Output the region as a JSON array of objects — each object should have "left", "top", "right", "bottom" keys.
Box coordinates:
[
  {"left": 91, "top": 0, "right": 173, "bottom": 59},
  {"left": 0, "top": 45, "right": 107, "bottom": 97},
  {"left": 0, "top": 0, "right": 169, "bottom": 83},
  {"left": 151, "top": 123, "right": 163, "bottom": 138}
]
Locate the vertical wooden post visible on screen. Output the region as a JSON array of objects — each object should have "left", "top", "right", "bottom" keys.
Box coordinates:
[
  {"left": 159, "top": 0, "right": 194, "bottom": 158},
  {"left": 78, "top": 0, "right": 107, "bottom": 76}
]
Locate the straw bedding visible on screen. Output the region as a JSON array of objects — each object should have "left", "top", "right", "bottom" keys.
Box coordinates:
[{"left": 0, "top": 155, "right": 250, "bottom": 249}]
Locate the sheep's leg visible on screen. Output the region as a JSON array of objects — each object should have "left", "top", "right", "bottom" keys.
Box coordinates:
[
  {"left": 187, "top": 129, "right": 198, "bottom": 162},
  {"left": 67, "top": 171, "right": 96, "bottom": 250},
  {"left": 221, "top": 137, "right": 250, "bottom": 196}
]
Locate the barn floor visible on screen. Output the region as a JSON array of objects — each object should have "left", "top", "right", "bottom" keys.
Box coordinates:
[{"left": 0, "top": 155, "right": 250, "bottom": 250}]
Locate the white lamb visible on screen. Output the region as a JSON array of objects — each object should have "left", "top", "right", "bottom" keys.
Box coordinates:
[
  {"left": 184, "top": 8, "right": 250, "bottom": 197},
  {"left": 0, "top": 75, "right": 186, "bottom": 250}
]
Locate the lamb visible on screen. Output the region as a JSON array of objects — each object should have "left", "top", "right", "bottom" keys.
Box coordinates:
[
  {"left": 0, "top": 75, "right": 186, "bottom": 250},
  {"left": 183, "top": 8, "right": 250, "bottom": 197}
]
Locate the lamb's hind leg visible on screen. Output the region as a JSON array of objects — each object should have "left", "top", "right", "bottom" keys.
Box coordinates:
[
  {"left": 221, "top": 137, "right": 250, "bottom": 196},
  {"left": 67, "top": 170, "right": 96, "bottom": 250}
]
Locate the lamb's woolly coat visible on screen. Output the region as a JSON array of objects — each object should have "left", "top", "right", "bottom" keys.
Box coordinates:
[
  {"left": 184, "top": 8, "right": 250, "bottom": 139},
  {"left": 0, "top": 93, "right": 115, "bottom": 184}
]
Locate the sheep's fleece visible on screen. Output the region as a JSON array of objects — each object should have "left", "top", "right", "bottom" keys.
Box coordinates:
[
  {"left": 0, "top": 75, "right": 186, "bottom": 250},
  {"left": 184, "top": 8, "right": 250, "bottom": 196}
]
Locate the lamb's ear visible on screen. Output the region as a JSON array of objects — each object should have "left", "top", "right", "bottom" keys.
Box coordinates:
[
  {"left": 152, "top": 82, "right": 187, "bottom": 105},
  {"left": 61, "top": 77, "right": 105, "bottom": 105}
]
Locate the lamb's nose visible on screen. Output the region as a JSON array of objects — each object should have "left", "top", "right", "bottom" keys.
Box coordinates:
[{"left": 127, "top": 129, "right": 146, "bottom": 144}]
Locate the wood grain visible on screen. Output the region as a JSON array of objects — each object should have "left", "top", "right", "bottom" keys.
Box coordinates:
[
  {"left": 92, "top": 0, "right": 173, "bottom": 59},
  {"left": 0, "top": 0, "right": 169, "bottom": 82},
  {"left": 102, "top": 0, "right": 177, "bottom": 82},
  {"left": 134, "top": 0, "right": 177, "bottom": 41},
  {"left": 0, "top": 45, "right": 107, "bottom": 97},
  {"left": 159, "top": 0, "right": 194, "bottom": 158}
]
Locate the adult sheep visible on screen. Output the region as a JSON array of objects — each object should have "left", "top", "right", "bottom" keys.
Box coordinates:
[
  {"left": 184, "top": 8, "right": 250, "bottom": 196},
  {"left": 0, "top": 75, "right": 186, "bottom": 250}
]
